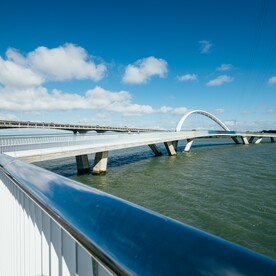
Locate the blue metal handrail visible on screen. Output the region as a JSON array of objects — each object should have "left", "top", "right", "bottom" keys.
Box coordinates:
[{"left": 0, "top": 153, "right": 275, "bottom": 275}]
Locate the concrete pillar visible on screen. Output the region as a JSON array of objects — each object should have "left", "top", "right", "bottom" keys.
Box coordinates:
[
  {"left": 164, "top": 142, "right": 177, "bottom": 156},
  {"left": 148, "top": 144, "right": 162, "bottom": 156},
  {"left": 76, "top": 154, "right": 90, "bottom": 174},
  {"left": 172, "top": 140, "right": 178, "bottom": 152},
  {"left": 241, "top": 136, "right": 249, "bottom": 145},
  {"left": 249, "top": 136, "right": 255, "bottom": 143},
  {"left": 271, "top": 137, "right": 275, "bottom": 143},
  {"left": 255, "top": 137, "right": 263, "bottom": 144},
  {"left": 231, "top": 137, "right": 240, "bottom": 144},
  {"left": 92, "top": 151, "right": 109, "bottom": 175},
  {"left": 184, "top": 139, "right": 194, "bottom": 152}
]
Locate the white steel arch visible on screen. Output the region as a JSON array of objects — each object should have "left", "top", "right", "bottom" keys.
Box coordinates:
[{"left": 175, "top": 110, "right": 230, "bottom": 132}]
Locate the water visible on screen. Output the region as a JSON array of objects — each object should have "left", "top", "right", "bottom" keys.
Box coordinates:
[{"left": 36, "top": 138, "right": 276, "bottom": 259}]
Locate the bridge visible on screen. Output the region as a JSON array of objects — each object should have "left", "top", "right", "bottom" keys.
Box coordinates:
[
  {"left": 0, "top": 110, "right": 276, "bottom": 275},
  {"left": 0, "top": 119, "right": 163, "bottom": 133},
  {"left": 1, "top": 110, "right": 275, "bottom": 174}
]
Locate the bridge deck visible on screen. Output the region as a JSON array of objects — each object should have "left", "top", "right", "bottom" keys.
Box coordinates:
[
  {"left": 2, "top": 130, "right": 275, "bottom": 163},
  {"left": 0, "top": 119, "right": 163, "bottom": 133}
]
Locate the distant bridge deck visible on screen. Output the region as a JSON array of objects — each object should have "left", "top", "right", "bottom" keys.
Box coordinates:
[{"left": 0, "top": 119, "right": 163, "bottom": 133}]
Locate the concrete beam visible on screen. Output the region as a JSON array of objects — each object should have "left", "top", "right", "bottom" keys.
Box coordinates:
[
  {"left": 92, "top": 151, "right": 109, "bottom": 175},
  {"left": 184, "top": 139, "right": 194, "bottom": 152},
  {"left": 255, "top": 138, "right": 263, "bottom": 144},
  {"left": 76, "top": 154, "right": 90, "bottom": 174},
  {"left": 164, "top": 142, "right": 177, "bottom": 156},
  {"left": 148, "top": 144, "right": 162, "bottom": 156},
  {"left": 241, "top": 137, "right": 249, "bottom": 145}
]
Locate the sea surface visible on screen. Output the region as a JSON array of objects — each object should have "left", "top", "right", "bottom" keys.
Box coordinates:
[{"left": 35, "top": 137, "right": 276, "bottom": 259}]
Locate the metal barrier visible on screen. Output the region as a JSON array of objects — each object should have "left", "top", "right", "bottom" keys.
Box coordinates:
[{"left": 0, "top": 154, "right": 275, "bottom": 275}]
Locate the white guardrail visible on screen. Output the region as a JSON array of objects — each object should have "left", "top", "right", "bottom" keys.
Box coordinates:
[{"left": 0, "top": 154, "right": 276, "bottom": 275}]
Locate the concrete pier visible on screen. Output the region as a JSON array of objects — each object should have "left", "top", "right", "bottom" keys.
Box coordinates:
[
  {"left": 164, "top": 142, "right": 177, "bottom": 156},
  {"left": 172, "top": 141, "right": 178, "bottom": 152},
  {"left": 76, "top": 154, "right": 90, "bottom": 174},
  {"left": 232, "top": 137, "right": 240, "bottom": 144},
  {"left": 184, "top": 139, "right": 194, "bottom": 152},
  {"left": 148, "top": 144, "right": 162, "bottom": 156},
  {"left": 92, "top": 151, "right": 109, "bottom": 175},
  {"left": 255, "top": 138, "right": 263, "bottom": 144},
  {"left": 241, "top": 137, "right": 249, "bottom": 145}
]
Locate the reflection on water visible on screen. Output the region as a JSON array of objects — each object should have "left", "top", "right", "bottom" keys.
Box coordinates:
[{"left": 37, "top": 138, "right": 276, "bottom": 259}]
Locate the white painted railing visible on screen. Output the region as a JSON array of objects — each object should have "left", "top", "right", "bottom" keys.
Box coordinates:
[
  {"left": 1, "top": 154, "right": 275, "bottom": 276},
  {"left": 0, "top": 171, "right": 111, "bottom": 276}
]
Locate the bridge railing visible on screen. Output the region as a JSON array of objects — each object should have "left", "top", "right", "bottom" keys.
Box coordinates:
[
  {"left": 1, "top": 130, "right": 275, "bottom": 155},
  {"left": 0, "top": 133, "right": 117, "bottom": 154},
  {"left": 0, "top": 154, "right": 276, "bottom": 275},
  {"left": 0, "top": 131, "right": 178, "bottom": 154}
]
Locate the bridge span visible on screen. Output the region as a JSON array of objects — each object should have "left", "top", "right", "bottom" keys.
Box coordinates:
[
  {"left": 1, "top": 130, "right": 275, "bottom": 175},
  {"left": 0, "top": 119, "right": 162, "bottom": 133},
  {"left": 1, "top": 110, "right": 275, "bottom": 174}
]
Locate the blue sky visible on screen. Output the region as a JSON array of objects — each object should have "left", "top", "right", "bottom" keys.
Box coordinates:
[{"left": 0, "top": 0, "right": 275, "bottom": 130}]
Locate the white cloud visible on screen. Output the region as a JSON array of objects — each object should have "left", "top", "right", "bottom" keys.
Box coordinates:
[
  {"left": 122, "top": 56, "right": 168, "bottom": 84},
  {"left": 206, "top": 75, "right": 233, "bottom": 86},
  {"left": 268, "top": 76, "right": 276, "bottom": 85},
  {"left": 160, "top": 106, "right": 173, "bottom": 113},
  {"left": 177, "top": 74, "right": 197, "bottom": 81},
  {"left": 108, "top": 103, "right": 154, "bottom": 116},
  {"left": 199, "top": 40, "right": 213, "bottom": 54},
  {"left": 0, "top": 57, "right": 43, "bottom": 87},
  {"left": 0, "top": 85, "right": 155, "bottom": 116},
  {"left": 2, "top": 44, "right": 106, "bottom": 84},
  {"left": 85, "top": 86, "right": 154, "bottom": 116},
  {"left": 217, "top": 64, "right": 233, "bottom": 71},
  {"left": 85, "top": 86, "right": 131, "bottom": 109},
  {"left": 0, "top": 86, "right": 87, "bottom": 111},
  {"left": 28, "top": 44, "right": 106, "bottom": 81},
  {"left": 6, "top": 48, "right": 28, "bottom": 66},
  {"left": 171, "top": 107, "right": 189, "bottom": 115}
]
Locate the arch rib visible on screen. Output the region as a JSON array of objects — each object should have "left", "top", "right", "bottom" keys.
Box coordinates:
[{"left": 176, "top": 110, "right": 230, "bottom": 132}]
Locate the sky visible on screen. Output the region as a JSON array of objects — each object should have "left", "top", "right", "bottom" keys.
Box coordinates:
[{"left": 0, "top": 0, "right": 276, "bottom": 131}]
